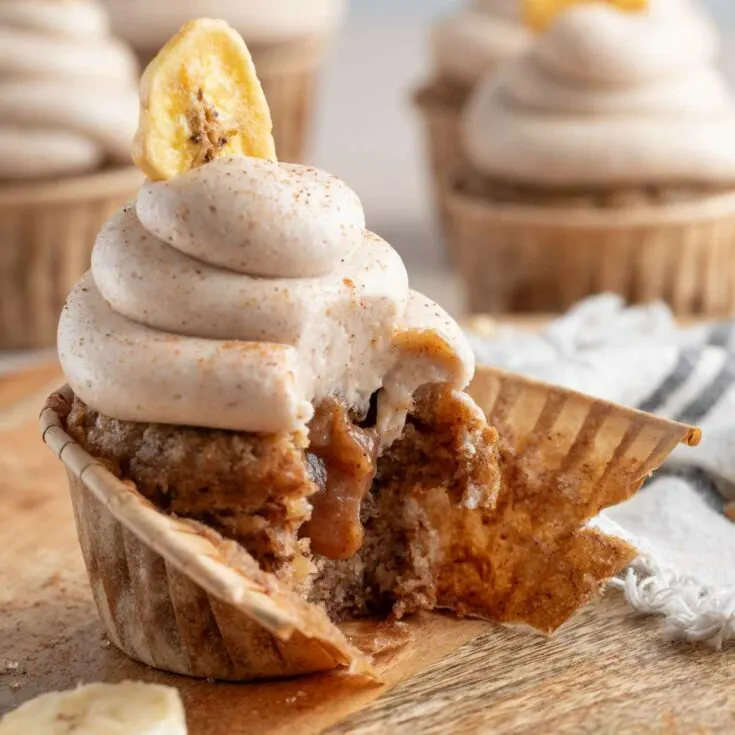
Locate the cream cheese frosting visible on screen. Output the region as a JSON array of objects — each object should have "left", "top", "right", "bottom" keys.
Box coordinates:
[
  {"left": 462, "top": 0, "right": 735, "bottom": 187},
  {"left": 431, "top": 0, "right": 532, "bottom": 87},
  {"left": 0, "top": 0, "right": 139, "bottom": 180},
  {"left": 102, "top": 0, "right": 346, "bottom": 50},
  {"left": 58, "top": 156, "right": 474, "bottom": 439}
]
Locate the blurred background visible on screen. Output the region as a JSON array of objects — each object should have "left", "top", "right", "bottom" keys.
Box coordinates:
[
  {"left": 313, "top": 0, "right": 735, "bottom": 315},
  {"left": 4, "top": 0, "right": 735, "bottom": 351}
]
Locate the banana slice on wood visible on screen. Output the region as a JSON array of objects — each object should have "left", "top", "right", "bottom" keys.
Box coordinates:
[{"left": 0, "top": 682, "right": 187, "bottom": 735}]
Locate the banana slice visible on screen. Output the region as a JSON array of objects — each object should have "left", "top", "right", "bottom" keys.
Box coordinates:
[
  {"left": 132, "top": 18, "right": 276, "bottom": 181},
  {"left": 0, "top": 682, "right": 187, "bottom": 735},
  {"left": 523, "top": 0, "right": 647, "bottom": 32}
]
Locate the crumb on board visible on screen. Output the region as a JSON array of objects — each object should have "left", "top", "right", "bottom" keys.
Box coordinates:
[{"left": 0, "top": 660, "right": 21, "bottom": 675}]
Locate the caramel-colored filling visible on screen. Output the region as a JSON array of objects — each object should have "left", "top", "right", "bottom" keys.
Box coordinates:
[{"left": 302, "top": 399, "right": 379, "bottom": 561}]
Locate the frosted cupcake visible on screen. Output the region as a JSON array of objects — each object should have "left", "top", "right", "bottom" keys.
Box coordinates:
[
  {"left": 0, "top": 0, "right": 140, "bottom": 349},
  {"left": 413, "top": 1, "right": 531, "bottom": 231},
  {"left": 447, "top": 0, "right": 735, "bottom": 315},
  {"left": 39, "top": 20, "right": 662, "bottom": 681},
  {"left": 102, "top": 0, "right": 346, "bottom": 163}
]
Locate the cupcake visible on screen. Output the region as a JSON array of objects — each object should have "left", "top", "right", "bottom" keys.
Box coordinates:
[
  {"left": 102, "top": 0, "right": 346, "bottom": 163},
  {"left": 448, "top": 0, "right": 735, "bottom": 315},
  {"left": 41, "top": 19, "right": 693, "bottom": 680},
  {"left": 0, "top": 0, "right": 141, "bottom": 350},
  {"left": 413, "top": 1, "right": 531, "bottom": 232}
]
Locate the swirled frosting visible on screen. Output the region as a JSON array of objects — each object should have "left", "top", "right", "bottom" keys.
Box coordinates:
[
  {"left": 58, "top": 156, "right": 473, "bottom": 441},
  {"left": 0, "top": 0, "right": 139, "bottom": 180},
  {"left": 431, "top": 0, "right": 532, "bottom": 87},
  {"left": 102, "top": 0, "right": 346, "bottom": 50},
  {"left": 463, "top": 0, "right": 735, "bottom": 187}
]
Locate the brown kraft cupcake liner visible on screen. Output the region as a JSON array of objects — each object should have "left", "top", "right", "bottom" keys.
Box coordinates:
[
  {"left": 251, "top": 37, "right": 327, "bottom": 164},
  {"left": 0, "top": 167, "right": 142, "bottom": 350},
  {"left": 40, "top": 368, "right": 700, "bottom": 680},
  {"left": 413, "top": 80, "right": 470, "bottom": 239},
  {"left": 446, "top": 186, "right": 735, "bottom": 316}
]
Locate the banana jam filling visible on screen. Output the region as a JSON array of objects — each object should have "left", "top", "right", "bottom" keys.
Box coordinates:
[{"left": 302, "top": 397, "right": 381, "bottom": 562}]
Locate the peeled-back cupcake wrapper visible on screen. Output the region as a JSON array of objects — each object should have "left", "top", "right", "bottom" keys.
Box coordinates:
[
  {"left": 447, "top": 188, "right": 735, "bottom": 316},
  {"left": 40, "top": 368, "right": 698, "bottom": 681}
]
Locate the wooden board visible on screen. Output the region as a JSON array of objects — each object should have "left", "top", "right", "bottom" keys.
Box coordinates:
[{"left": 1, "top": 361, "right": 734, "bottom": 734}]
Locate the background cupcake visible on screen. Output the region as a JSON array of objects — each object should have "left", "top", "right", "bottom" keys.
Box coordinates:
[
  {"left": 413, "top": 0, "right": 531, "bottom": 233},
  {"left": 0, "top": 0, "right": 140, "bottom": 350},
  {"left": 103, "top": 0, "right": 346, "bottom": 163},
  {"left": 447, "top": 0, "right": 735, "bottom": 316}
]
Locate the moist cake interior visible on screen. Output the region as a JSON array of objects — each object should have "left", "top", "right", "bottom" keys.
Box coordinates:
[{"left": 62, "top": 383, "right": 501, "bottom": 622}]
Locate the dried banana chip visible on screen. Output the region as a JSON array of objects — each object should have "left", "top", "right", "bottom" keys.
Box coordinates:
[
  {"left": 132, "top": 18, "right": 276, "bottom": 181},
  {"left": 523, "top": 0, "right": 648, "bottom": 32}
]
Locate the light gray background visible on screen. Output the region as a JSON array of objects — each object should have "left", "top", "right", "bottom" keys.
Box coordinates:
[
  {"left": 351, "top": 0, "right": 735, "bottom": 22},
  {"left": 311, "top": 2, "right": 735, "bottom": 315}
]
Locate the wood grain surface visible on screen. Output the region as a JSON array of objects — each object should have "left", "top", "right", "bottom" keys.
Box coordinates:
[{"left": 1, "top": 361, "right": 734, "bottom": 734}]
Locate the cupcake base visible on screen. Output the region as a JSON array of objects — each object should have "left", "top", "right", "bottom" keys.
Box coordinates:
[
  {"left": 0, "top": 166, "right": 142, "bottom": 350},
  {"left": 447, "top": 177, "right": 735, "bottom": 316},
  {"left": 63, "top": 395, "right": 314, "bottom": 572}
]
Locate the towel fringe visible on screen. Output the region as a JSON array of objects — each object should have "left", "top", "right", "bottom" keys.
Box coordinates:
[{"left": 611, "top": 555, "right": 735, "bottom": 650}]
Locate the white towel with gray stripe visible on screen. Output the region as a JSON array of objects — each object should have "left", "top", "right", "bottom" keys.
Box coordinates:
[{"left": 468, "top": 295, "right": 735, "bottom": 649}]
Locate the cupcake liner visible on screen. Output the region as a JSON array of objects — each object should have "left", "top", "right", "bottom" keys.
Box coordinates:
[
  {"left": 250, "top": 37, "right": 327, "bottom": 164},
  {"left": 462, "top": 366, "right": 700, "bottom": 632},
  {"left": 447, "top": 186, "right": 735, "bottom": 316},
  {"left": 0, "top": 167, "right": 141, "bottom": 350},
  {"left": 413, "top": 82, "right": 468, "bottom": 238},
  {"left": 40, "top": 373, "right": 698, "bottom": 680}
]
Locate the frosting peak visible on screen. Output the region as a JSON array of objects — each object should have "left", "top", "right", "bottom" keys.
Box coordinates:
[
  {"left": 534, "top": 0, "right": 718, "bottom": 85},
  {"left": 136, "top": 158, "right": 365, "bottom": 278},
  {"left": 463, "top": 0, "right": 735, "bottom": 187},
  {"left": 59, "top": 157, "right": 473, "bottom": 438},
  {"left": 0, "top": 0, "right": 139, "bottom": 180}
]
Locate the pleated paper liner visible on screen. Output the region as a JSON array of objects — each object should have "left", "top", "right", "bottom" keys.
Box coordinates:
[
  {"left": 250, "top": 36, "right": 327, "bottom": 164},
  {"left": 413, "top": 80, "right": 471, "bottom": 240},
  {"left": 446, "top": 184, "right": 735, "bottom": 316},
  {"left": 40, "top": 372, "right": 699, "bottom": 680},
  {"left": 0, "top": 166, "right": 142, "bottom": 350}
]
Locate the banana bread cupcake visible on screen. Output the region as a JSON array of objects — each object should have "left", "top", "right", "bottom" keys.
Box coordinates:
[
  {"left": 448, "top": 0, "right": 735, "bottom": 315},
  {"left": 102, "top": 0, "right": 346, "bottom": 163},
  {"left": 41, "top": 20, "right": 661, "bottom": 680},
  {"left": 0, "top": 0, "right": 141, "bottom": 349},
  {"left": 413, "top": 0, "right": 531, "bottom": 233}
]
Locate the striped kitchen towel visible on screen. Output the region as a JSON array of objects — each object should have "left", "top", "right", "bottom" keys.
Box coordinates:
[{"left": 468, "top": 294, "right": 735, "bottom": 649}]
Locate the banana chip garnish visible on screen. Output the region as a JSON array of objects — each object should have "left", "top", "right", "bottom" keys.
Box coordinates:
[
  {"left": 523, "top": 0, "right": 648, "bottom": 32},
  {"left": 132, "top": 18, "right": 277, "bottom": 181}
]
